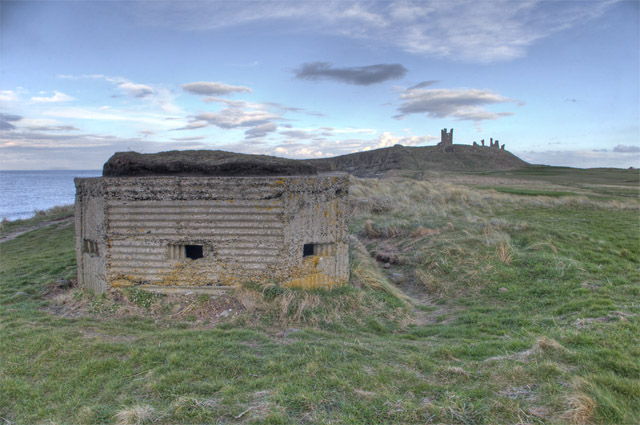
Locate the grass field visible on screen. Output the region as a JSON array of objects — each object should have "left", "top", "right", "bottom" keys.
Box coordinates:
[{"left": 0, "top": 169, "right": 638, "bottom": 424}]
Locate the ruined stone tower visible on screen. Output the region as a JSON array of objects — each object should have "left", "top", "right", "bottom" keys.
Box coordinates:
[
  {"left": 438, "top": 128, "right": 454, "bottom": 152},
  {"left": 75, "top": 151, "right": 349, "bottom": 293}
]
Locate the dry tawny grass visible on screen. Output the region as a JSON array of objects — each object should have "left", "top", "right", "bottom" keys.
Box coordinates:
[
  {"left": 563, "top": 392, "right": 596, "bottom": 425},
  {"left": 115, "top": 404, "right": 156, "bottom": 425},
  {"left": 349, "top": 236, "right": 411, "bottom": 305},
  {"left": 349, "top": 177, "right": 639, "bottom": 218},
  {"left": 415, "top": 268, "right": 448, "bottom": 296},
  {"left": 535, "top": 336, "right": 571, "bottom": 354},
  {"left": 486, "top": 336, "right": 571, "bottom": 362},
  {"left": 496, "top": 240, "right": 513, "bottom": 264}
]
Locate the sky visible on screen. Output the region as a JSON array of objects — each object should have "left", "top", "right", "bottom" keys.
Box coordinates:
[{"left": 0, "top": 0, "right": 638, "bottom": 170}]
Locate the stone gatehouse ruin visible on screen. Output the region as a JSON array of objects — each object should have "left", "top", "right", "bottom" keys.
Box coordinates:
[
  {"left": 438, "top": 128, "right": 506, "bottom": 151},
  {"left": 75, "top": 151, "right": 349, "bottom": 293}
]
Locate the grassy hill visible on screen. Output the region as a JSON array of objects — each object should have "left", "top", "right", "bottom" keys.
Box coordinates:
[
  {"left": 306, "top": 144, "right": 529, "bottom": 177},
  {"left": 0, "top": 169, "right": 638, "bottom": 424}
]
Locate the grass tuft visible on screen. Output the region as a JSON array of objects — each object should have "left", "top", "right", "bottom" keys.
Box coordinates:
[
  {"left": 349, "top": 235, "right": 411, "bottom": 305},
  {"left": 114, "top": 404, "right": 156, "bottom": 425},
  {"left": 563, "top": 393, "right": 596, "bottom": 425}
]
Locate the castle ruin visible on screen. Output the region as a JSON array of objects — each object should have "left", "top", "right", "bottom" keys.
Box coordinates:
[
  {"left": 437, "top": 128, "right": 454, "bottom": 152},
  {"left": 437, "top": 128, "right": 505, "bottom": 151},
  {"left": 474, "top": 138, "right": 505, "bottom": 150}
]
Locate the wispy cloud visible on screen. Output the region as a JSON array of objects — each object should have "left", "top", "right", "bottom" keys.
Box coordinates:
[
  {"left": 43, "top": 106, "right": 183, "bottom": 128},
  {"left": 170, "top": 136, "right": 206, "bottom": 142},
  {"left": 0, "top": 113, "right": 21, "bottom": 130},
  {"left": 516, "top": 148, "right": 640, "bottom": 168},
  {"left": 115, "top": 81, "right": 154, "bottom": 98},
  {"left": 174, "top": 121, "right": 209, "bottom": 131},
  {"left": 396, "top": 87, "right": 520, "bottom": 122},
  {"left": 129, "top": 0, "right": 618, "bottom": 63},
  {"left": 272, "top": 131, "right": 436, "bottom": 158},
  {"left": 613, "top": 145, "right": 640, "bottom": 153},
  {"left": 182, "top": 81, "right": 252, "bottom": 96},
  {"left": 360, "top": 132, "right": 437, "bottom": 151},
  {"left": 31, "top": 91, "right": 75, "bottom": 103},
  {"left": 0, "top": 90, "right": 20, "bottom": 103},
  {"left": 0, "top": 115, "right": 78, "bottom": 132},
  {"left": 192, "top": 108, "right": 279, "bottom": 130},
  {"left": 245, "top": 122, "right": 277, "bottom": 139},
  {"left": 294, "top": 62, "right": 407, "bottom": 85},
  {"left": 407, "top": 80, "right": 438, "bottom": 90},
  {"left": 0, "top": 130, "right": 214, "bottom": 170},
  {"left": 17, "top": 117, "right": 79, "bottom": 132},
  {"left": 56, "top": 74, "right": 179, "bottom": 112}
]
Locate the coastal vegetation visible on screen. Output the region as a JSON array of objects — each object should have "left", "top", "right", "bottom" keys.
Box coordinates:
[{"left": 0, "top": 168, "right": 638, "bottom": 424}]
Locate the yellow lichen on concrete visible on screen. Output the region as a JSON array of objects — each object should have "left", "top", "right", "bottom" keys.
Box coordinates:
[
  {"left": 110, "top": 275, "right": 137, "bottom": 287},
  {"left": 282, "top": 254, "right": 343, "bottom": 289},
  {"left": 158, "top": 259, "right": 244, "bottom": 287},
  {"left": 285, "top": 272, "right": 338, "bottom": 289}
]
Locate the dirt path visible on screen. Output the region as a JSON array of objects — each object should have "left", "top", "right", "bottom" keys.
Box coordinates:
[
  {"left": 392, "top": 273, "right": 460, "bottom": 326},
  {"left": 0, "top": 216, "right": 74, "bottom": 243}
]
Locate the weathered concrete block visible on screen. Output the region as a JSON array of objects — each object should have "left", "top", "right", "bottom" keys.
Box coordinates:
[{"left": 75, "top": 174, "right": 349, "bottom": 292}]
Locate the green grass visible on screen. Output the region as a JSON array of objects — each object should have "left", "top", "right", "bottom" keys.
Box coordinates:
[
  {"left": 476, "top": 187, "right": 579, "bottom": 197},
  {"left": 0, "top": 204, "right": 75, "bottom": 237},
  {"left": 470, "top": 166, "right": 640, "bottom": 199},
  {"left": 0, "top": 174, "right": 638, "bottom": 424}
]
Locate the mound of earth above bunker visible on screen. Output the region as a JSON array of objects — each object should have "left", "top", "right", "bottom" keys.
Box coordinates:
[{"left": 103, "top": 150, "right": 318, "bottom": 177}]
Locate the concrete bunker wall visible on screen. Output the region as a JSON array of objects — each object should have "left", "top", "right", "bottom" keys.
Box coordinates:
[
  {"left": 75, "top": 174, "right": 349, "bottom": 292},
  {"left": 75, "top": 178, "right": 107, "bottom": 293}
]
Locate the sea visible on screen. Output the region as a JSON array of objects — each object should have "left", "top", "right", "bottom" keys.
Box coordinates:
[{"left": 0, "top": 170, "right": 101, "bottom": 221}]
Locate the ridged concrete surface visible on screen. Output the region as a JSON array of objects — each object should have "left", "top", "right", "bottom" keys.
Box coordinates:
[{"left": 76, "top": 174, "right": 349, "bottom": 291}]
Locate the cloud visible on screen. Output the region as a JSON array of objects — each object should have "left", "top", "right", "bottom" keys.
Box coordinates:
[
  {"left": 515, "top": 149, "right": 640, "bottom": 169},
  {"left": 407, "top": 80, "right": 438, "bottom": 90},
  {"left": 22, "top": 124, "right": 78, "bottom": 132},
  {"left": 129, "top": 1, "right": 617, "bottom": 63},
  {"left": 174, "top": 121, "right": 209, "bottom": 131},
  {"left": 31, "top": 91, "right": 75, "bottom": 103},
  {"left": 0, "top": 113, "right": 21, "bottom": 130},
  {"left": 294, "top": 62, "right": 407, "bottom": 85},
  {"left": 170, "top": 136, "right": 206, "bottom": 141},
  {"left": 1, "top": 115, "right": 80, "bottom": 132},
  {"left": 58, "top": 74, "right": 180, "bottom": 113},
  {"left": 613, "top": 145, "right": 640, "bottom": 153},
  {"left": 360, "top": 132, "right": 437, "bottom": 151},
  {"left": 332, "top": 127, "right": 377, "bottom": 134},
  {"left": 203, "top": 97, "right": 322, "bottom": 118},
  {"left": 193, "top": 108, "right": 279, "bottom": 129},
  {"left": 44, "top": 106, "right": 184, "bottom": 128},
  {"left": 397, "top": 87, "right": 520, "bottom": 122},
  {"left": 203, "top": 97, "right": 252, "bottom": 107},
  {"left": 0, "top": 130, "right": 214, "bottom": 170},
  {"left": 245, "top": 122, "right": 277, "bottom": 139},
  {"left": 117, "top": 82, "right": 154, "bottom": 98},
  {"left": 278, "top": 126, "right": 377, "bottom": 142},
  {"left": 0, "top": 90, "right": 20, "bottom": 103},
  {"left": 100, "top": 76, "right": 156, "bottom": 98},
  {"left": 270, "top": 131, "right": 437, "bottom": 159},
  {"left": 182, "top": 81, "right": 252, "bottom": 96},
  {"left": 280, "top": 130, "right": 313, "bottom": 139}
]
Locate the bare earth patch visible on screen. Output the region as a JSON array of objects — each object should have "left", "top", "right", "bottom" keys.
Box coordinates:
[{"left": 42, "top": 283, "right": 245, "bottom": 328}]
